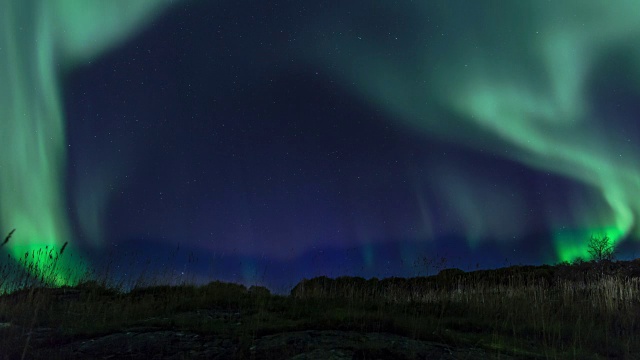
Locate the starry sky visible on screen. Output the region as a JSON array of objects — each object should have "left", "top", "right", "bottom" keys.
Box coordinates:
[{"left": 2, "top": 0, "right": 640, "bottom": 292}]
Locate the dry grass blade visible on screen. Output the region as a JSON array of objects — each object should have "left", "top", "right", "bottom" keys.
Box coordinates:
[
  {"left": 1, "top": 229, "right": 15, "bottom": 248},
  {"left": 59, "top": 241, "right": 68, "bottom": 255}
]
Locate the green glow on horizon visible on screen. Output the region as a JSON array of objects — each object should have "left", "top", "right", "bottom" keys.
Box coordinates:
[
  {"left": 8, "top": 243, "right": 72, "bottom": 287},
  {"left": 0, "top": 0, "right": 176, "bottom": 284},
  {"left": 308, "top": 1, "right": 640, "bottom": 261},
  {"left": 554, "top": 227, "right": 624, "bottom": 262}
]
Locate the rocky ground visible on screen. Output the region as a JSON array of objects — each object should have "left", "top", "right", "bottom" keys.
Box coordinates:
[{"left": 2, "top": 309, "right": 519, "bottom": 359}]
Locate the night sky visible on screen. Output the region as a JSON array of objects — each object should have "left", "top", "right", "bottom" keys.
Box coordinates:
[{"left": 2, "top": 1, "right": 640, "bottom": 293}]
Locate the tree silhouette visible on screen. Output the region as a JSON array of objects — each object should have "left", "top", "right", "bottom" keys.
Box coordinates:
[{"left": 586, "top": 234, "right": 615, "bottom": 262}]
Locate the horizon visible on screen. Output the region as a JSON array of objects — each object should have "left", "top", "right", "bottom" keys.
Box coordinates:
[{"left": 3, "top": 229, "right": 638, "bottom": 296}]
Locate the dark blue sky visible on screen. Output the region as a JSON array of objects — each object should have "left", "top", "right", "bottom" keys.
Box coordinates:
[{"left": 53, "top": 1, "right": 640, "bottom": 292}]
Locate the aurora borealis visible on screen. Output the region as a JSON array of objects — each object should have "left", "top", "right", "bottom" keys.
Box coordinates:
[
  {"left": 2, "top": 1, "right": 640, "bottom": 291},
  {"left": 0, "top": 0, "right": 176, "bottom": 283}
]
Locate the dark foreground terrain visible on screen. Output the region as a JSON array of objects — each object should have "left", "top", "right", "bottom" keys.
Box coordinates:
[
  {"left": 1, "top": 259, "right": 639, "bottom": 359},
  {"left": 2, "top": 319, "right": 515, "bottom": 359}
]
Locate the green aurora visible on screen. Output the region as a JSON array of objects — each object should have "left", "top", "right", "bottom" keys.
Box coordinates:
[
  {"left": 305, "top": 1, "right": 640, "bottom": 261},
  {"left": 1, "top": 0, "right": 639, "bottom": 284},
  {"left": 0, "top": 0, "right": 176, "bottom": 284}
]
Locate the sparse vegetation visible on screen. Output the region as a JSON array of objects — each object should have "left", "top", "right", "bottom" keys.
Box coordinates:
[{"left": 0, "top": 228, "right": 638, "bottom": 359}]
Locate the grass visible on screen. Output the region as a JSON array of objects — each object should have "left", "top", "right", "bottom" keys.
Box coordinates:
[{"left": 0, "top": 237, "right": 638, "bottom": 359}]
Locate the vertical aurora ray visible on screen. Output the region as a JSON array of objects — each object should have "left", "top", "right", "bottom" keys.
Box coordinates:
[
  {"left": 307, "top": 1, "right": 640, "bottom": 261},
  {"left": 0, "top": 0, "right": 176, "bottom": 284}
]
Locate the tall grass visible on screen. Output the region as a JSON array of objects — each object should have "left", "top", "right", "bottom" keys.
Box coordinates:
[{"left": 291, "top": 263, "right": 640, "bottom": 358}]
